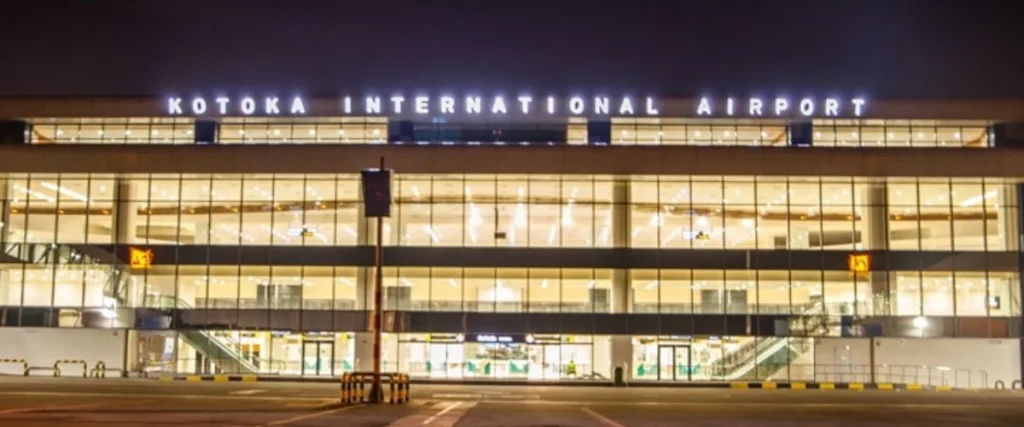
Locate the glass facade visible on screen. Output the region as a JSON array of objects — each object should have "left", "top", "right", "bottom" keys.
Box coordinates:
[
  {"left": 1, "top": 109, "right": 1020, "bottom": 387},
  {"left": 1, "top": 173, "right": 1020, "bottom": 318},
  {"left": 27, "top": 118, "right": 990, "bottom": 148},
  {"left": 1, "top": 174, "right": 1013, "bottom": 249}
]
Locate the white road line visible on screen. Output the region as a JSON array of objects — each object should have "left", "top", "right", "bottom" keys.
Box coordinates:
[
  {"left": 265, "top": 404, "right": 361, "bottom": 426},
  {"left": 385, "top": 400, "right": 477, "bottom": 427},
  {"left": 0, "top": 391, "right": 329, "bottom": 402},
  {"left": 0, "top": 402, "right": 111, "bottom": 415},
  {"left": 421, "top": 401, "right": 463, "bottom": 425},
  {"left": 582, "top": 407, "right": 627, "bottom": 427},
  {"left": 432, "top": 393, "right": 481, "bottom": 399},
  {"left": 478, "top": 400, "right": 1024, "bottom": 409},
  {"left": 228, "top": 389, "right": 267, "bottom": 395}
]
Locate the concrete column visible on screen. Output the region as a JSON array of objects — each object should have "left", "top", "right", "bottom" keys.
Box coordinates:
[
  {"left": 1011, "top": 184, "right": 1024, "bottom": 383},
  {"left": 998, "top": 185, "right": 1019, "bottom": 251},
  {"left": 353, "top": 331, "right": 374, "bottom": 371},
  {"left": 610, "top": 335, "right": 633, "bottom": 382},
  {"left": 611, "top": 180, "right": 631, "bottom": 313},
  {"left": 124, "top": 328, "right": 140, "bottom": 373},
  {"left": 0, "top": 269, "right": 10, "bottom": 306},
  {"left": 0, "top": 178, "right": 9, "bottom": 245},
  {"left": 355, "top": 201, "right": 370, "bottom": 311},
  {"left": 113, "top": 179, "right": 140, "bottom": 245},
  {"left": 863, "top": 183, "right": 892, "bottom": 315}
]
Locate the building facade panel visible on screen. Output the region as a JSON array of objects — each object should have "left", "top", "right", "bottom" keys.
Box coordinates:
[{"left": 0, "top": 95, "right": 1021, "bottom": 387}]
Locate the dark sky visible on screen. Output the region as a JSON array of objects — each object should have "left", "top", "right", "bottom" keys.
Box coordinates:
[{"left": 1, "top": 0, "right": 1022, "bottom": 98}]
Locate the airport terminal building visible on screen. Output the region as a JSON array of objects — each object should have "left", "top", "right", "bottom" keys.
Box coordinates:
[{"left": 0, "top": 92, "right": 1021, "bottom": 388}]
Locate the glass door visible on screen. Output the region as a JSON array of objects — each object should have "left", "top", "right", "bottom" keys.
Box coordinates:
[
  {"left": 301, "top": 341, "right": 335, "bottom": 376},
  {"left": 657, "top": 345, "right": 692, "bottom": 381}
]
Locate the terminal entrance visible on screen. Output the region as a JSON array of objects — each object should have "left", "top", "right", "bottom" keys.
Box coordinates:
[
  {"left": 657, "top": 345, "right": 692, "bottom": 381},
  {"left": 301, "top": 341, "right": 335, "bottom": 376}
]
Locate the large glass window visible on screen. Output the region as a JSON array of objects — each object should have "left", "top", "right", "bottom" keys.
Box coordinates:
[{"left": 29, "top": 118, "right": 195, "bottom": 145}]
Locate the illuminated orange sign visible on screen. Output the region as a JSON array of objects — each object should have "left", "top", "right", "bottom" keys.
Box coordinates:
[
  {"left": 848, "top": 254, "right": 870, "bottom": 274},
  {"left": 129, "top": 247, "right": 154, "bottom": 269}
]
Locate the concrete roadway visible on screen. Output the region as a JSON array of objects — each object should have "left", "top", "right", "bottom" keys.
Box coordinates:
[{"left": 0, "top": 376, "right": 1021, "bottom": 426}]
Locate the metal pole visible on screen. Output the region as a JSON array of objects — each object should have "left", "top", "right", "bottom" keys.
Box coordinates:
[{"left": 371, "top": 156, "right": 385, "bottom": 403}]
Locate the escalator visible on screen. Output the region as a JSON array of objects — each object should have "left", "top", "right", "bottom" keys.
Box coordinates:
[
  {"left": 147, "top": 294, "right": 261, "bottom": 375},
  {"left": 4, "top": 243, "right": 258, "bottom": 374},
  {"left": 178, "top": 330, "right": 260, "bottom": 374},
  {"left": 704, "top": 302, "right": 822, "bottom": 380},
  {"left": 705, "top": 336, "right": 796, "bottom": 380}
]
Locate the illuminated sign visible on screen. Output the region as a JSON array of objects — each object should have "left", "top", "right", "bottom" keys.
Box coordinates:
[
  {"left": 129, "top": 247, "right": 154, "bottom": 269},
  {"left": 696, "top": 96, "right": 867, "bottom": 117},
  {"left": 475, "top": 334, "right": 514, "bottom": 343},
  {"left": 848, "top": 254, "right": 870, "bottom": 274},
  {"left": 166, "top": 94, "right": 660, "bottom": 117},
  {"left": 166, "top": 93, "right": 868, "bottom": 117}
]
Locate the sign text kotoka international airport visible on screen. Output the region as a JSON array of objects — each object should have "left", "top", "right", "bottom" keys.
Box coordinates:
[{"left": 166, "top": 94, "right": 867, "bottom": 117}]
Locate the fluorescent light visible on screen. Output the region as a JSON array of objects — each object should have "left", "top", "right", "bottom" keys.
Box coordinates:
[
  {"left": 13, "top": 184, "right": 56, "bottom": 203},
  {"left": 959, "top": 190, "right": 997, "bottom": 207},
  {"left": 40, "top": 182, "right": 90, "bottom": 203}
]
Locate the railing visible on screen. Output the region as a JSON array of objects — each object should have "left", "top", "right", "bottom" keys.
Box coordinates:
[
  {"left": 775, "top": 363, "right": 990, "bottom": 389},
  {"left": 149, "top": 357, "right": 287, "bottom": 376}
]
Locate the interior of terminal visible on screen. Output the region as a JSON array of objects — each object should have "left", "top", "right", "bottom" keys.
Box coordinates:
[
  {"left": 24, "top": 117, "right": 990, "bottom": 147},
  {"left": 1, "top": 173, "right": 1014, "bottom": 250}
]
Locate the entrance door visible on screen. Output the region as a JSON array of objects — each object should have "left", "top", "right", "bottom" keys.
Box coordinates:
[
  {"left": 657, "top": 345, "right": 692, "bottom": 381},
  {"left": 301, "top": 341, "right": 335, "bottom": 376}
]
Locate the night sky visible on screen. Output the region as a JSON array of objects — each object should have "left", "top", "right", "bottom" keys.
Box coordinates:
[{"left": 0, "top": 0, "right": 1021, "bottom": 98}]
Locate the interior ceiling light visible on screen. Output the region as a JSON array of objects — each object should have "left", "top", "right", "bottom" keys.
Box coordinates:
[{"left": 39, "top": 182, "right": 90, "bottom": 203}]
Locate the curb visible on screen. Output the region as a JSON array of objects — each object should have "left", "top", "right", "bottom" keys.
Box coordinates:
[
  {"left": 150, "top": 375, "right": 968, "bottom": 392},
  {"left": 728, "top": 381, "right": 958, "bottom": 391},
  {"left": 160, "top": 374, "right": 259, "bottom": 382}
]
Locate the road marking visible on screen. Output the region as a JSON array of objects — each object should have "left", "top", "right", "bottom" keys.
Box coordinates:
[
  {"left": 0, "top": 391, "right": 331, "bottom": 402},
  {"left": 0, "top": 401, "right": 113, "bottom": 415},
  {"left": 479, "top": 400, "right": 1024, "bottom": 409},
  {"left": 385, "top": 400, "right": 476, "bottom": 426},
  {"left": 431, "top": 393, "right": 538, "bottom": 400},
  {"left": 265, "top": 404, "right": 361, "bottom": 426},
  {"left": 421, "top": 401, "right": 464, "bottom": 425},
  {"left": 582, "top": 407, "right": 626, "bottom": 427},
  {"left": 284, "top": 400, "right": 337, "bottom": 408},
  {"left": 229, "top": 389, "right": 267, "bottom": 395},
  {"left": 432, "top": 393, "right": 482, "bottom": 399}
]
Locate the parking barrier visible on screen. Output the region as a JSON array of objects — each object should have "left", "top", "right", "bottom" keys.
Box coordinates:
[
  {"left": 0, "top": 358, "right": 29, "bottom": 376},
  {"left": 53, "top": 360, "right": 88, "bottom": 378},
  {"left": 1011, "top": 380, "right": 1021, "bottom": 390},
  {"left": 90, "top": 361, "right": 124, "bottom": 378},
  {"left": 91, "top": 361, "right": 106, "bottom": 378},
  {"left": 340, "top": 372, "right": 410, "bottom": 404}
]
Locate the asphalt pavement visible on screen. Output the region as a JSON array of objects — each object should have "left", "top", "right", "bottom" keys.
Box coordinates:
[{"left": 0, "top": 376, "right": 1021, "bottom": 426}]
